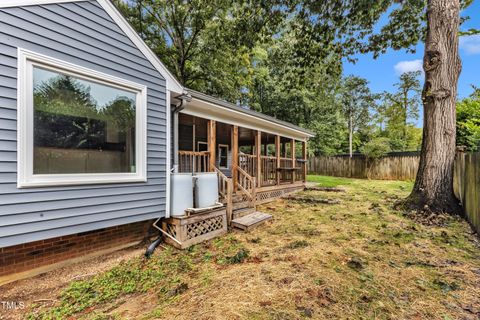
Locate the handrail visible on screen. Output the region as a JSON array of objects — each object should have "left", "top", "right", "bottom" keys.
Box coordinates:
[
  {"left": 236, "top": 166, "right": 256, "bottom": 206},
  {"left": 240, "top": 154, "right": 256, "bottom": 158},
  {"left": 178, "top": 150, "right": 210, "bottom": 156},
  {"left": 213, "top": 166, "right": 229, "bottom": 198},
  {"left": 213, "top": 166, "right": 233, "bottom": 224},
  {"left": 260, "top": 155, "right": 277, "bottom": 160}
]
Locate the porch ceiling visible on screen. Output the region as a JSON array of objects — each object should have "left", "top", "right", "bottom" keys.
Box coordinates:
[{"left": 180, "top": 90, "right": 314, "bottom": 141}]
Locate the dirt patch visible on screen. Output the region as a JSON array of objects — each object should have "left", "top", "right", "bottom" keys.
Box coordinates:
[{"left": 0, "top": 244, "right": 146, "bottom": 320}]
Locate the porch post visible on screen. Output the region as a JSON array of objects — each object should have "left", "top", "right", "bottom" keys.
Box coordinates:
[
  {"left": 275, "top": 135, "right": 280, "bottom": 185},
  {"left": 208, "top": 120, "right": 216, "bottom": 171},
  {"left": 232, "top": 126, "right": 238, "bottom": 191},
  {"left": 255, "top": 131, "right": 262, "bottom": 187},
  {"left": 291, "top": 138, "right": 296, "bottom": 183},
  {"left": 302, "top": 141, "right": 307, "bottom": 182}
]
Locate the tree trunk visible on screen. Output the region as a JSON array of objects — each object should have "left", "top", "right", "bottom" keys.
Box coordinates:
[
  {"left": 406, "top": 0, "right": 462, "bottom": 214},
  {"left": 403, "top": 88, "right": 408, "bottom": 148},
  {"left": 349, "top": 111, "right": 353, "bottom": 158}
]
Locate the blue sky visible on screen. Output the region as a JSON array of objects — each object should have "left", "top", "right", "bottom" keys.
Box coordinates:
[{"left": 343, "top": 2, "right": 480, "bottom": 127}]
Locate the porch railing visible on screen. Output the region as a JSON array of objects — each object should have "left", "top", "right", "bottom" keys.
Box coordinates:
[
  {"left": 213, "top": 166, "right": 233, "bottom": 223},
  {"left": 236, "top": 166, "right": 256, "bottom": 207},
  {"left": 279, "top": 157, "right": 293, "bottom": 182},
  {"left": 260, "top": 155, "right": 277, "bottom": 186},
  {"left": 178, "top": 151, "right": 210, "bottom": 173},
  {"left": 239, "top": 154, "right": 256, "bottom": 177}
]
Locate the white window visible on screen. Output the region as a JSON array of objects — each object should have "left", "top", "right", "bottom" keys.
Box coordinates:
[
  {"left": 218, "top": 144, "right": 229, "bottom": 168},
  {"left": 17, "top": 49, "right": 147, "bottom": 187},
  {"left": 197, "top": 141, "right": 208, "bottom": 152}
]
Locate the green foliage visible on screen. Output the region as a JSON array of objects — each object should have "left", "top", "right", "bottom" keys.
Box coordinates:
[
  {"left": 360, "top": 137, "right": 391, "bottom": 159},
  {"left": 456, "top": 98, "right": 480, "bottom": 151},
  {"left": 338, "top": 76, "right": 377, "bottom": 155},
  {"left": 222, "top": 248, "right": 250, "bottom": 264},
  {"left": 374, "top": 71, "right": 422, "bottom": 152},
  {"left": 114, "top": 0, "right": 286, "bottom": 103},
  {"left": 114, "top": 0, "right": 476, "bottom": 156}
]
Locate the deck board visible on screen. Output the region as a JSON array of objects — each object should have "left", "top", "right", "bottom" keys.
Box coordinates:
[{"left": 231, "top": 211, "right": 272, "bottom": 231}]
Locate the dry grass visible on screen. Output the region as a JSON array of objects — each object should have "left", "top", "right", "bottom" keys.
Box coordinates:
[{"left": 13, "top": 177, "right": 480, "bottom": 319}]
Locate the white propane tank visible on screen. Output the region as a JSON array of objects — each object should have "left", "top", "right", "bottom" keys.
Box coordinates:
[
  {"left": 194, "top": 172, "right": 219, "bottom": 208},
  {"left": 170, "top": 173, "right": 194, "bottom": 217}
]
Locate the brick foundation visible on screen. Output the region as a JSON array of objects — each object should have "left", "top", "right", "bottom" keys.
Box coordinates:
[{"left": 0, "top": 220, "right": 155, "bottom": 282}]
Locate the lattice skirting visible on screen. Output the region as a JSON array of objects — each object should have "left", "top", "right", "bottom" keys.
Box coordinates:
[
  {"left": 162, "top": 209, "right": 228, "bottom": 249},
  {"left": 256, "top": 185, "right": 305, "bottom": 204}
]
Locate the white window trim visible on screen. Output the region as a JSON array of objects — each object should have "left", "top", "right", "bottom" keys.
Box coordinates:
[
  {"left": 17, "top": 48, "right": 148, "bottom": 188},
  {"left": 218, "top": 144, "right": 229, "bottom": 169},
  {"left": 197, "top": 141, "right": 208, "bottom": 152}
]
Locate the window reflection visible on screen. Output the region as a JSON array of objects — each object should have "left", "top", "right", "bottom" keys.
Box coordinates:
[{"left": 33, "top": 67, "right": 137, "bottom": 174}]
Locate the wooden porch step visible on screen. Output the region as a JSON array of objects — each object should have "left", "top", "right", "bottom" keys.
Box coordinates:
[
  {"left": 231, "top": 212, "right": 272, "bottom": 231},
  {"left": 232, "top": 207, "right": 255, "bottom": 220},
  {"left": 232, "top": 201, "right": 251, "bottom": 210},
  {"left": 232, "top": 194, "right": 245, "bottom": 203}
]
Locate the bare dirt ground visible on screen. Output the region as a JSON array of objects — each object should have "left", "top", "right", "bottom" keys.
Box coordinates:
[
  {"left": 0, "top": 245, "right": 146, "bottom": 320},
  {"left": 2, "top": 176, "right": 480, "bottom": 320}
]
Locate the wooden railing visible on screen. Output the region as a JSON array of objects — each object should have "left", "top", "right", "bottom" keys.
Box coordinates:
[
  {"left": 213, "top": 166, "right": 233, "bottom": 224},
  {"left": 260, "top": 155, "right": 277, "bottom": 186},
  {"left": 239, "top": 154, "right": 256, "bottom": 177},
  {"left": 236, "top": 166, "right": 256, "bottom": 207},
  {"left": 178, "top": 151, "right": 210, "bottom": 173},
  {"left": 279, "top": 157, "right": 293, "bottom": 182}
]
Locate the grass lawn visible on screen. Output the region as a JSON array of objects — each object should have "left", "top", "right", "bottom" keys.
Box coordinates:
[
  {"left": 307, "top": 175, "right": 354, "bottom": 187},
  {"left": 28, "top": 176, "right": 480, "bottom": 320}
]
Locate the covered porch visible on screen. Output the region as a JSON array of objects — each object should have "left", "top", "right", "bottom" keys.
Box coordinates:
[
  {"left": 176, "top": 113, "right": 307, "bottom": 188},
  {"left": 170, "top": 89, "right": 313, "bottom": 226}
]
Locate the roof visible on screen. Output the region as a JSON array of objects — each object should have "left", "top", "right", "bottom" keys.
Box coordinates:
[{"left": 188, "top": 89, "right": 315, "bottom": 138}]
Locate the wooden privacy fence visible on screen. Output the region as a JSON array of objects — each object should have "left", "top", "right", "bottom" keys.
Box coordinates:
[
  {"left": 454, "top": 152, "right": 480, "bottom": 234},
  {"left": 308, "top": 152, "right": 420, "bottom": 180}
]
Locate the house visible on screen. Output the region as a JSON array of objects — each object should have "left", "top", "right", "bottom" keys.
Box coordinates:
[{"left": 0, "top": 0, "right": 314, "bottom": 284}]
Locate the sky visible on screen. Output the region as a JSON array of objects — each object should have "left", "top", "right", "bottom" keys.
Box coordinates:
[
  {"left": 343, "top": 2, "right": 480, "bottom": 127},
  {"left": 33, "top": 66, "right": 135, "bottom": 109}
]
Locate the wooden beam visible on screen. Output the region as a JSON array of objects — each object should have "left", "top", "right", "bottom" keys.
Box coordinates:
[
  {"left": 302, "top": 141, "right": 307, "bottom": 182},
  {"left": 232, "top": 126, "right": 239, "bottom": 191},
  {"left": 275, "top": 135, "right": 281, "bottom": 185},
  {"left": 291, "top": 139, "right": 296, "bottom": 183},
  {"left": 255, "top": 131, "right": 262, "bottom": 187},
  {"left": 208, "top": 120, "right": 216, "bottom": 171}
]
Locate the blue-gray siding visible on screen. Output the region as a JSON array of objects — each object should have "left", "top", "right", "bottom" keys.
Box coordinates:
[{"left": 0, "top": 1, "right": 167, "bottom": 247}]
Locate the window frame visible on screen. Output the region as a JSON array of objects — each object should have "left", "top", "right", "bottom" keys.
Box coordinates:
[
  {"left": 197, "top": 141, "right": 208, "bottom": 152},
  {"left": 218, "top": 144, "right": 229, "bottom": 169},
  {"left": 17, "top": 48, "right": 148, "bottom": 188}
]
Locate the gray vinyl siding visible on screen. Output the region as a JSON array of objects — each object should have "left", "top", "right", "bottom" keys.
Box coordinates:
[{"left": 0, "top": 1, "right": 168, "bottom": 247}]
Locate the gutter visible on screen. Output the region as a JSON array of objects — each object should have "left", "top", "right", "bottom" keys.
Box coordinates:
[{"left": 172, "top": 92, "right": 192, "bottom": 172}]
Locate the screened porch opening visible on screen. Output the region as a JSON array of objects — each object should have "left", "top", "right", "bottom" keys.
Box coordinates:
[{"left": 176, "top": 113, "right": 307, "bottom": 188}]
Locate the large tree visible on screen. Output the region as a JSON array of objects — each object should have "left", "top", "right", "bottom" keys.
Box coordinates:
[
  {"left": 339, "top": 76, "right": 376, "bottom": 157},
  {"left": 114, "top": 0, "right": 286, "bottom": 103},
  {"left": 296, "top": 0, "right": 476, "bottom": 215},
  {"left": 405, "top": 0, "right": 462, "bottom": 214},
  {"left": 384, "top": 71, "right": 421, "bottom": 141},
  {"left": 379, "top": 71, "right": 422, "bottom": 151}
]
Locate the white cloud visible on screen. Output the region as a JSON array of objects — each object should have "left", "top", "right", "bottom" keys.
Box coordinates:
[
  {"left": 394, "top": 59, "right": 423, "bottom": 75},
  {"left": 460, "top": 35, "right": 480, "bottom": 55}
]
